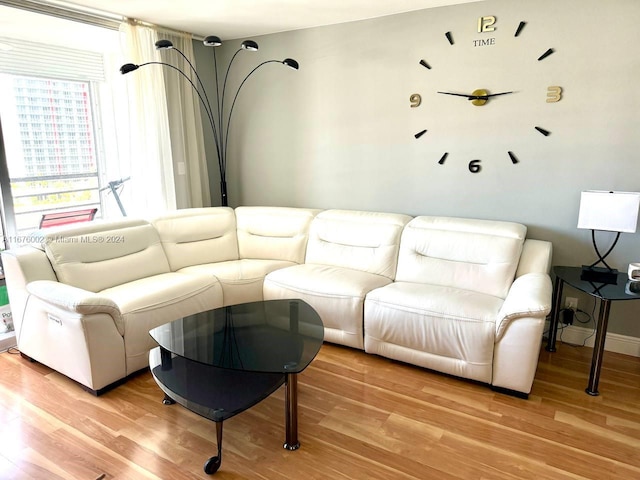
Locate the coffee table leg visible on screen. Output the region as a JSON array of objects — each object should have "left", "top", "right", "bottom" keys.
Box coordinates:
[
  {"left": 283, "top": 372, "right": 300, "bottom": 450},
  {"left": 204, "top": 421, "right": 223, "bottom": 474}
]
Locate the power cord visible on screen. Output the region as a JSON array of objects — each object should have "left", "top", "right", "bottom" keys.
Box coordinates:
[{"left": 558, "top": 300, "right": 597, "bottom": 348}]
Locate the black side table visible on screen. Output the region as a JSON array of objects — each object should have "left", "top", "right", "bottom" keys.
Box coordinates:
[{"left": 546, "top": 266, "right": 640, "bottom": 395}]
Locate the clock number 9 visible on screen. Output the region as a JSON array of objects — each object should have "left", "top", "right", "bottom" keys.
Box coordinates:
[
  {"left": 468, "top": 160, "right": 482, "bottom": 173},
  {"left": 410, "top": 93, "right": 422, "bottom": 108}
]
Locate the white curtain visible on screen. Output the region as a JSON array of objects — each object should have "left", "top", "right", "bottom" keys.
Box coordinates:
[
  {"left": 118, "top": 21, "right": 210, "bottom": 214},
  {"left": 158, "top": 29, "right": 211, "bottom": 209}
]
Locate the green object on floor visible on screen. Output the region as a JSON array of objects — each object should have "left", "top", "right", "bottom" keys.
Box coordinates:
[{"left": 0, "top": 285, "right": 8, "bottom": 306}]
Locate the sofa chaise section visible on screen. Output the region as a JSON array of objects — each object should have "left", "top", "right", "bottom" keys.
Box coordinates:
[
  {"left": 363, "top": 216, "right": 552, "bottom": 395},
  {"left": 263, "top": 209, "right": 412, "bottom": 349}
]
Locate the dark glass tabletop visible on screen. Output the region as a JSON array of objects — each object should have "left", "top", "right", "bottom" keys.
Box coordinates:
[
  {"left": 148, "top": 299, "right": 324, "bottom": 423},
  {"left": 149, "top": 298, "right": 325, "bottom": 374},
  {"left": 554, "top": 266, "right": 640, "bottom": 300}
]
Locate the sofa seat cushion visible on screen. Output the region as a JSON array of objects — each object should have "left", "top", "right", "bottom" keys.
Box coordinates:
[
  {"left": 364, "top": 281, "right": 504, "bottom": 383},
  {"left": 263, "top": 263, "right": 392, "bottom": 349},
  {"left": 100, "top": 272, "right": 222, "bottom": 374},
  {"left": 179, "top": 259, "right": 296, "bottom": 306}
]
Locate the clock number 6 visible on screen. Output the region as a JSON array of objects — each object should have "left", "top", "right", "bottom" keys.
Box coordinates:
[{"left": 468, "top": 160, "right": 482, "bottom": 173}]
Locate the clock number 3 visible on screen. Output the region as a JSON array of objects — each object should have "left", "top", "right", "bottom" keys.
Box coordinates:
[{"left": 546, "top": 86, "right": 562, "bottom": 103}]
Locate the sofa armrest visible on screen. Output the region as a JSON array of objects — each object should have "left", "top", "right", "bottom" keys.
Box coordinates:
[
  {"left": 27, "top": 280, "right": 123, "bottom": 334},
  {"left": 516, "top": 239, "right": 553, "bottom": 277},
  {"left": 496, "top": 272, "right": 552, "bottom": 341}
]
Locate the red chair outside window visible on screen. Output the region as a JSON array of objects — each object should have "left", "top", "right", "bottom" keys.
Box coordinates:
[{"left": 39, "top": 208, "right": 98, "bottom": 229}]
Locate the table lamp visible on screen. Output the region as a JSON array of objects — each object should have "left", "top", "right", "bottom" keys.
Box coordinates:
[{"left": 577, "top": 190, "right": 640, "bottom": 283}]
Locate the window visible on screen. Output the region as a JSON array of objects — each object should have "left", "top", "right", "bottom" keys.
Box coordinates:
[
  {"left": 0, "top": 73, "right": 101, "bottom": 232},
  {"left": 0, "top": 14, "right": 131, "bottom": 241}
]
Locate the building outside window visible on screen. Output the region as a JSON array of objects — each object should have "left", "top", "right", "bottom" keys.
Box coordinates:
[
  {"left": 0, "top": 74, "right": 101, "bottom": 232},
  {"left": 0, "top": 9, "right": 133, "bottom": 243}
]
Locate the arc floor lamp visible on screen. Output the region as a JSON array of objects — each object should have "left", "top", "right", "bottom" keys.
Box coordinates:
[{"left": 120, "top": 36, "right": 299, "bottom": 206}]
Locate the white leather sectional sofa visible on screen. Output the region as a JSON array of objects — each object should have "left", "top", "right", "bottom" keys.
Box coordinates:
[{"left": 1, "top": 206, "right": 553, "bottom": 397}]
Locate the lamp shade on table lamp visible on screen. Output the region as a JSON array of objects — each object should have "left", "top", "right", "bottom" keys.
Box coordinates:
[
  {"left": 577, "top": 190, "right": 640, "bottom": 283},
  {"left": 577, "top": 190, "right": 640, "bottom": 233}
]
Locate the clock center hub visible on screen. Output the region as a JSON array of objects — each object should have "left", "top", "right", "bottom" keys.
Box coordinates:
[{"left": 471, "top": 89, "right": 488, "bottom": 106}]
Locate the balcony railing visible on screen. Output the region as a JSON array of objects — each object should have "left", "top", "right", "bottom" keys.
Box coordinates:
[{"left": 10, "top": 172, "right": 100, "bottom": 233}]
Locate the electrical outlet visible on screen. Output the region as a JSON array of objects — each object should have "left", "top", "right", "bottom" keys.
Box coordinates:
[{"left": 565, "top": 297, "right": 578, "bottom": 311}]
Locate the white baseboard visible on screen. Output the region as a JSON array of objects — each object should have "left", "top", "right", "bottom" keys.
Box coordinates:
[{"left": 548, "top": 322, "right": 640, "bottom": 358}]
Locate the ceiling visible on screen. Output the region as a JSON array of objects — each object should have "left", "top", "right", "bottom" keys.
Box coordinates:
[{"left": 2, "top": 0, "right": 484, "bottom": 40}]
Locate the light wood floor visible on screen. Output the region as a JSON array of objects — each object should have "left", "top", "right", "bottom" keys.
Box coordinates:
[{"left": 0, "top": 342, "right": 639, "bottom": 479}]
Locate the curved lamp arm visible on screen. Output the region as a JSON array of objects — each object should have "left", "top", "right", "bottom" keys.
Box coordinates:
[
  {"left": 155, "top": 40, "right": 216, "bottom": 131},
  {"left": 120, "top": 62, "right": 224, "bottom": 176},
  {"left": 219, "top": 41, "right": 259, "bottom": 155},
  {"left": 223, "top": 59, "right": 299, "bottom": 169}
]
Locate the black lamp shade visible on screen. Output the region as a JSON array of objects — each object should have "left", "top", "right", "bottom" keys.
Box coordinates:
[
  {"left": 283, "top": 58, "right": 299, "bottom": 70},
  {"left": 120, "top": 63, "right": 140, "bottom": 74},
  {"left": 204, "top": 35, "right": 222, "bottom": 47},
  {"left": 241, "top": 40, "right": 259, "bottom": 51},
  {"left": 155, "top": 39, "right": 174, "bottom": 49}
]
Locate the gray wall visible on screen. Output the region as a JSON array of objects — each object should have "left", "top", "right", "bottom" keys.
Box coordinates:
[{"left": 194, "top": 0, "right": 640, "bottom": 339}]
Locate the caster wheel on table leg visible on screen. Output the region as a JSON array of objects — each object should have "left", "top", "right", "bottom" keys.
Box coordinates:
[
  {"left": 162, "top": 394, "right": 176, "bottom": 405},
  {"left": 204, "top": 456, "right": 221, "bottom": 474}
]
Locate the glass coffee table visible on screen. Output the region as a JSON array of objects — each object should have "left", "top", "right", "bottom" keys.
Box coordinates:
[{"left": 149, "top": 299, "right": 324, "bottom": 474}]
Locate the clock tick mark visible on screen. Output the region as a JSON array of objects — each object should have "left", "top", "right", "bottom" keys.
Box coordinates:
[
  {"left": 537, "top": 48, "right": 555, "bottom": 61},
  {"left": 535, "top": 126, "right": 551, "bottom": 136},
  {"left": 508, "top": 151, "right": 519, "bottom": 164},
  {"left": 414, "top": 129, "right": 427, "bottom": 139},
  {"left": 438, "top": 152, "right": 449, "bottom": 165},
  {"left": 445, "top": 31, "right": 454, "bottom": 45},
  {"left": 419, "top": 59, "right": 431, "bottom": 69},
  {"left": 514, "top": 21, "right": 526, "bottom": 37}
]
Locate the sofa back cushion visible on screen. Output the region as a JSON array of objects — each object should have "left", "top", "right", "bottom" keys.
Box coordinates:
[
  {"left": 235, "top": 206, "right": 320, "bottom": 263},
  {"left": 305, "top": 209, "right": 412, "bottom": 278},
  {"left": 152, "top": 207, "right": 238, "bottom": 271},
  {"left": 42, "top": 219, "right": 170, "bottom": 292},
  {"left": 396, "top": 216, "right": 526, "bottom": 299}
]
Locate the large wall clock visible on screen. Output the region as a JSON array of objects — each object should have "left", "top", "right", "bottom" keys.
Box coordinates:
[{"left": 410, "top": 15, "right": 563, "bottom": 173}]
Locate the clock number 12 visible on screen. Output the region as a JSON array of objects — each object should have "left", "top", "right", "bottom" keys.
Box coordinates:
[{"left": 478, "top": 16, "right": 496, "bottom": 33}]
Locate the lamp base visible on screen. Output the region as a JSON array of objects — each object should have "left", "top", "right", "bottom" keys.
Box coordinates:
[{"left": 580, "top": 265, "right": 618, "bottom": 284}]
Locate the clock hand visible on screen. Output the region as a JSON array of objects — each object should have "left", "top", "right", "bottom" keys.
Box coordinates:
[
  {"left": 437, "top": 90, "right": 515, "bottom": 100},
  {"left": 482, "top": 91, "right": 514, "bottom": 98},
  {"left": 437, "top": 91, "right": 475, "bottom": 98}
]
